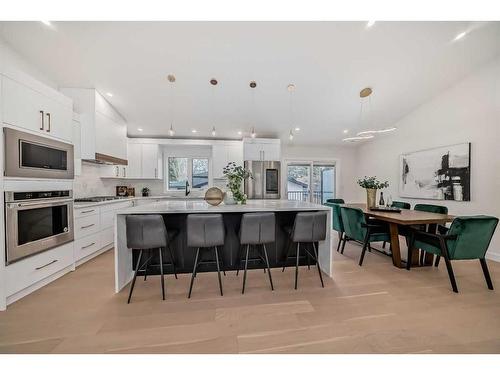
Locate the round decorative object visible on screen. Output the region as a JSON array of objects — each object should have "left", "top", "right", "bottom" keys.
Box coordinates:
[
  {"left": 249, "top": 81, "right": 257, "bottom": 88},
  {"left": 204, "top": 187, "right": 224, "bottom": 206},
  {"left": 359, "top": 87, "right": 373, "bottom": 98}
]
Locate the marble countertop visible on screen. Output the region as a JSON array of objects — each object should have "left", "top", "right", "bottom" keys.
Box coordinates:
[
  {"left": 116, "top": 199, "right": 329, "bottom": 214},
  {"left": 73, "top": 195, "right": 204, "bottom": 208}
]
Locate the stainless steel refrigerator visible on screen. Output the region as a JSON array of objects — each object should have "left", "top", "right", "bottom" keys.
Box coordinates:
[{"left": 244, "top": 161, "right": 281, "bottom": 199}]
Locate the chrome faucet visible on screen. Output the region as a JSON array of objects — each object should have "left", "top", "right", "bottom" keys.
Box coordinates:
[{"left": 185, "top": 181, "right": 190, "bottom": 196}]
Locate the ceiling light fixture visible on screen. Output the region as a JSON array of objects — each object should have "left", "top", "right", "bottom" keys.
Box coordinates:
[
  {"left": 167, "top": 74, "right": 176, "bottom": 83},
  {"left": 366, "top": 21, "right": 376, "bottom": 28},
  {"left": 454, "top": 31, "right": 467, "bottom": 41},
  {"left": 40, "top": 21, "right": 52, "bottom": 26},
  {"left": 237, "top": 131, "right": 242, "bottom": 136},
  {"left": 191, "top": 129, "right": 197, "bottom": 133},
  {"left": 211, "top": 126, "right": 216, "bottom": 137},
  {"left": 288, "top": 83, "right": 297, "bottom": 142},
  {"left": 343, "top": 129, "right": 349, "bottom": 134},
  {"left": 342, "top": 135, "right": 374, "bottom": 142},
  {"left": 168, "top": 74, "right": 176, "bottom": 137},
  {"left": 295, "top": 127, "right": 300, "bottom": 131},
  {"left": 251, "top": 127, "right": 256, "bottom": 138},
  {"left": 249, "top": 81, "right": 257, "bottom": 139},
  {"left": 106, "top": 92, "right": 113, "bottom": 97},
  {"left": 357, "top": 127, "right": 397, "bottom": 136},
  {"left": 168, "top": 123, "right": 175, "bottom": 137},
  {"left": 137, "top": 128, "right": 143, "bottom": 132},
  {"left": 289, "top": 130, "right": 294, "bottom": 141},
  {"left": 210, "top": 78, "right": 218, "bottom": 138}
]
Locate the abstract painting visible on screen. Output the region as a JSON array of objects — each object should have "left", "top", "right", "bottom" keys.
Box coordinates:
[{"left": 399, "top": 143, "right": 471, "bottom": 201}]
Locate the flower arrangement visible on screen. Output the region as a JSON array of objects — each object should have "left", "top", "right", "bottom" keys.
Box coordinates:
[
  {"left": 141, "top": 187, "right": 150, "bottom": 197},
  {"left": 222, "top": 162, "right": 253, "bottom": 204},
  {"left": 357, "top": 176, "right": 389, "bottom": 189}
]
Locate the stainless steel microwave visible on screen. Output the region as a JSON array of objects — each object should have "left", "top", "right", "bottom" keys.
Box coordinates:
[{"left": 3, "top": 128, "right": 74, "bottom": 179}]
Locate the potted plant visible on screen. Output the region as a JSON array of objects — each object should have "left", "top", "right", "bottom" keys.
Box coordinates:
[
  {"left": 141, "top": 187, "right": 150, "bottom": 197},
  {"left": 357, "top": 176, "right": 389, "bottom": 209},
  {"left": 222, "top": 162, "right": 253, "bottom": 204}
]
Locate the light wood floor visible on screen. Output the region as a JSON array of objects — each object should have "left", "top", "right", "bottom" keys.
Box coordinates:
[{"left": 1, "top": 236, "right": 500, "bottom": 354}]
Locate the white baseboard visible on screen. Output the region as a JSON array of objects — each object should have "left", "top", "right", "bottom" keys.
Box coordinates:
[
  {"left": 75, "top": 244, "right": 113, "bottom": 267},
  {"left": 486, "top": 252, "right": 500, "bottom": 263}
]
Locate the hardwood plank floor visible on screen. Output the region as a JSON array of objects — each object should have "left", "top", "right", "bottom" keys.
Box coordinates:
[{"left": 1, "top": 235, "right": 500, "bottom": 354}]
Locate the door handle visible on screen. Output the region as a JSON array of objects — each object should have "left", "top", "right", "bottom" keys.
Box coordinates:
[
  {"left": 35, "top": 259, "right": 58, "bottom": 270},
  {"left": 80, "top": 209, "right": 95, "bottom": 214},
  {"left": 39, "top": 110, "right": 45, "bottom": 130},
  {"left": 123, "top": 167, "right": 126, "bottom": 178},
  {"left": 46, "top": 112, "right": 51, "bottom": 132},
  {"left": 115, "top": 166, "right": 119, "bottom": 177},
  {"left": 81, "top": 242, "right": 96, "bottom": 249},
  {"left": 81, "top": 223, "right": 95, "bottom": 229},
  {"left": 155, "top": 168, "right": 157, "bottom": 178}
]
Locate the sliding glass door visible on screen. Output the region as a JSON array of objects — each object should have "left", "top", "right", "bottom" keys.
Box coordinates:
[{"left": 286, "top": 161, "right": 335, "bottom": 204}]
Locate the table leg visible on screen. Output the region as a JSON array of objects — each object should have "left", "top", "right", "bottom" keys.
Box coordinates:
[{"left": 389, "top": 223, "right": 403, "bottom": 268}]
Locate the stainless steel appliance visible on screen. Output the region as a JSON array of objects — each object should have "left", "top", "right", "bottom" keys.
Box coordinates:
[
  {"left": 5, "top": 190, "right": 74, "bottom": 265},
  {"left": 244, "top": 161, "right": 281, "bottom": 199},
  {"left": 74, "top": 196, "right": 128, "bottom": 203},
  {"left": 4, "top": 128, "right": 74, "bottom": 179}
]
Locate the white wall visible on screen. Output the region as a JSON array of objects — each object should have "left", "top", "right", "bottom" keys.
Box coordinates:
[
  {"left": 281, "top": 144, "right": 359, "bottom": 202},
  {"left": 355, "top": 57, "right": 500, "bottom": 261}
]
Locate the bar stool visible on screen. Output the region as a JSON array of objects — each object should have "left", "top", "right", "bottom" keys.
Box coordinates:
[
  {"left": 237, "top": 212, "right": 275, "bottom": 294},
  {"left": 187, "top": 214, "right": 226, "bottom": 298},
  {"left": 282, "top": 211, "right": 327, "bottom": 289},
  {"left": 125, "top": 215, "right": 172, "bottom": 303}
]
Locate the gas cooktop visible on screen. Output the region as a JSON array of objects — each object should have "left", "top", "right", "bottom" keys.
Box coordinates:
[{"left": 74, "top": 196, "right": 129, "bottom": 202}]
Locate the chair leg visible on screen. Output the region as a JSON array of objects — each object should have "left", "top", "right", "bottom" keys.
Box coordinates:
[
  {"left": 340, "top": 236, "right": 348, "bottom": 254},
  {"left": 336, "top": 232, "right": 343, "bottom": 252},
  {"left": 242, "top": 244, "right": 250, "bottom": 294},
  {"left": 382, "top": 241, "right": 386, "bottom": 249},
  {"left": 434, "top": 255, "right": 441, "bottom": 267},
  {"left": 263, "top": 244, "right": 274, "bottom": 291},
  {"left": 188, "top": 248, "right": 200, "bottom": 298},
  {"left": 127, "top": 249, "right": 143, "bottom": 304},
  {"left": 167, "top": 245, "right": 178, "bottom": 279},
  {"left": 158, "top": 248, "right": 165, "bottom": 300},
  {"left": 214, "top": 246, "right": 224, "bottom": 296},
  {"left": 368, "top": 244, "right": 372, "bottom": 253},
  {"left": 359, "top": 232, "right": 370, "bottom": 266},
  {"left": 282, "top": 239, "right": 293, "bottom": 272},
  {"left": 480, "top": 258, "right": 494, "bottom": 290},
  {"left": 443, "top": 257, "right": 458, "bottom": 293},
  {"left": 295, "top": 243, "right": 300, "bottom": 290},
  {"left": 312, "top": 243, "right": 324, "bottom": 288}
]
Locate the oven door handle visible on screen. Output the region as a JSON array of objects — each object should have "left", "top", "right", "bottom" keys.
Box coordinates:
[{"left": 8, "top": 198, "right": 74, "bottom": 209}]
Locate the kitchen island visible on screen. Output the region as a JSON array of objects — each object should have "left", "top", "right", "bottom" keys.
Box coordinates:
[{"left": 114, "top": 199, "right": 332, "bottom": 292}]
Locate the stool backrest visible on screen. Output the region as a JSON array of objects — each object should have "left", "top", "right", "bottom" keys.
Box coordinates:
[
  {"left": 126, "top": 215, "right": 167, "bottom": 249},
  {"left": 187, "top": 214, "right": 225, "bottom": 248},
  {"left": 240, "top": 212, "right": 276, "bottom": 245},
  {"left": 292, "top": 211, "right": 327, "bottom": 242},
  {"left": 414, "top": 203, "right": 448, "bottom": 214},
  {"left": 391, "top": 201, "right": 411, "bottom": 209}
]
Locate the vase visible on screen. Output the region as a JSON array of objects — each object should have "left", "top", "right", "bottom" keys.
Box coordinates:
[
  {"left": 223, "top": 191, "right": 236, "bottom": 205},
  {"left": 366, "top": 188, "right": 377, "bottom": 209}
]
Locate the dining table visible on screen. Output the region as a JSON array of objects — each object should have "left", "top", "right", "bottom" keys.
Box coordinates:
[{"left": 341, "top": 203, "right": 454, "bottom": 268}]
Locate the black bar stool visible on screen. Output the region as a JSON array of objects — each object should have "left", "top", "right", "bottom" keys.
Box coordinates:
[
  {"left": 125, "top": 215, "right": 172, "bottom": 303},
  {"left": 282, "top": 211, "right": 327, "bottom": 289},
  {"left": 187, "top": 214, "right": 226, "bottom": 298},
  {"left": 237, "top": 212, "right": 275, "bottom": 294}
]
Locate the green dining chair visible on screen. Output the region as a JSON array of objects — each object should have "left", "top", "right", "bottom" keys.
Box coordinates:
[
  {"left": 407, "top": 216, "right": 499, "bottom": 293},
  {"left": 392, "top": 201, "right": 411, "bottom": 209},
  {"left": 340, "top": 206, "right": 391, "bottom": 266},
  {"left": 324, "top": 201, "right": 345, "bottom": 252},
  {"left": 326, "top": 198, "right": 345, "bottom": 204}
]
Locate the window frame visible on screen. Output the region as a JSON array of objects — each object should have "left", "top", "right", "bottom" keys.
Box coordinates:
[{"left": 165, "top": 156, "right": 210, "bottom": 192}]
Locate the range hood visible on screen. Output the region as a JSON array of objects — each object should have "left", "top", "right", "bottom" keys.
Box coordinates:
[{"left": 83, "top": 153, "right": 128, "bottom": 165}]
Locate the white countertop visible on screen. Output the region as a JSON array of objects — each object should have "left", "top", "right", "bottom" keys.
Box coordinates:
[
  {"left": 116, "top": 199, "right": 329, "bottom": 214},
  {"left": 73, "top": 195, "right": 203, "bottom": 208}
]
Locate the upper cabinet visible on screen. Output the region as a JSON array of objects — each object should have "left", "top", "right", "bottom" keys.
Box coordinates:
[
  {"left": 212, "top": 141, "right": 244, "bottom": 178},
  {"left": 243, "top": 138, "right": 281, "bottom": 161},
  {"left": 60, "top": 88, "right": 127, "bottom": 164},
  {"left": 72, "top": 113, "right": 82, "bottom": 176},
  {"left": 1, "top": 71, "right": 73, "bottom": 142}
]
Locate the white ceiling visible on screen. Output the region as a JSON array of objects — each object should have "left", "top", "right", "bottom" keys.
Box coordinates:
[{"left": 1, "top": 21, "right": 499, "bottom": 145}]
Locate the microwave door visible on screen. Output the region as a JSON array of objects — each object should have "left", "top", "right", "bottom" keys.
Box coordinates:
[{"left": 263, "top": 161, "right": 280, "bottom": 199}]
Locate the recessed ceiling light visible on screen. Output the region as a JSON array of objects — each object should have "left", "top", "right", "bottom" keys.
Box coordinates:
[
  {"left": 191, "top": 129, "right": 197, "bottom": 133},
  {"left": 454, "top": 31, "right": 467, "bottom": 41},
  {"left": 137, "top": 128, "right": 143, "bottom": 132},
  {"left": 106, "top": 92, "right": 113, "bottom": 97},
  {"left": 237, "top": 131, "right": 242, "bottom": 135},
  {"left": 295, "top": 127, "right": 300, "bottom": 131},
  {"left": 287, "top": 84, "right": 296, "bottom": 92},
  {"left": 40, "top": 21, "right": 51, "bottom": 26},
  {"left": 343, "top": 129, "right": 349, "bottom": 134},
  {"left": 366, "top": 21, "right": 376, "bottom": 28},
  {"left": 342, "top": 135, "right": 374, "bottom": 142}
]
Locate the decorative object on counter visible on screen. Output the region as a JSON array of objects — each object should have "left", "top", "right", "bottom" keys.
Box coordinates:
[
  {"left": 379, "top": 191, "right": 385, "bottom": 206},
  {"left": 116, "top": 185, "right": 128, "bottom": 197},
  {"left": 141, "top": 187, "right": 150, "bottom": 197},
  {"left": 400, "top": 143, "right": 471, "bottom": 201},
  {"left": 357, "top": 176, "right": 389, "bottom": 209},
  {"left": 127, "top": 187, "right": 135, "bottom": 197},
  {"left": 222, "top": 162, "right": 253, "bottom": 204},
  {"left": 204, "top": 187, "right": 224, "bottom": 206}
]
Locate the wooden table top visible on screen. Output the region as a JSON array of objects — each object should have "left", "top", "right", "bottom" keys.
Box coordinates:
[{"left": 341, "top": 203, "right": 454, "bottom": 225}]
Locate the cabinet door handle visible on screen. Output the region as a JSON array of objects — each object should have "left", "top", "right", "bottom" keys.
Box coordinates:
[
  {"left": 46, "top": 112, "right": 51, "bottom": 132},
  {"left": 155, "top": 168, "right": 157, "bottom": 178},
  {"left": 123, "top": 167, "right": 126, "bottom": 178},
  {"left": 81, "top": 209, "right": 95, "bottom": 214},
  {"left": 81, "top": 242, "right": 96, "bottom": 249},
  {"left": 35, "top": 259, "right": 58, "bottom": 270},
  {"left": 39, "top": 110, "right": 45, "bottom": 130},
  {"left": 81, "top": 223, "right": 95, "bottom": 229}
]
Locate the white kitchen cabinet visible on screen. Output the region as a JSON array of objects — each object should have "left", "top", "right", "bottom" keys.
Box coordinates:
[
  {"left": 72, "top": 113, "right": 82, "bottom": 176},
  {"left": 212, "top": 141, "right": 244, "bottom": 178},
  {"left": 243, "top": 138, "right": 281, "bottom": 161},
  {"left": 1, "top": 73, "right": 73, "bottom": 142},
  {"left": 60, "top": 88, "right": 127, "bottom": 163},
  {"left": 102, "top": 141, "right": 162, "bottom": 179},
  {"left": 126, "top": 142, "right": 142, "bottom": 178},
  {"left": 142, "top": 143, "right": 163, "bottom": 179}
]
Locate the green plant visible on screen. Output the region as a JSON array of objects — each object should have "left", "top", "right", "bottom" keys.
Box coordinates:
[
  {"left": 357, "top": 176, "right": 389, "bottom": 189},
  {"left": 141, "top": 187, "right": 150, "bottom": 196},
  {"left": 223, "top": 162, "right": 253, "bottom": 204}
]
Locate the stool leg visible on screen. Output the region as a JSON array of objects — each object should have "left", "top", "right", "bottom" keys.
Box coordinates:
[
  {"left": 282, "top": 239, "right": 292, "bottom": 272},
  {"left": 306, "top": 246, "right": 311, "bottom": 270},
  {"left": 242, "top": 244, "right": 250, "bottom": 294},
  {"left": 159, "top": 248, "right": 165, "bottom": 300},
  {"left": 188, "top": 248, "right": 200, "bottom": 298},
  {"left": 220, "top": 248, "right": 226, "bottom": 276},
  {"left": 143, "top": 249, "right": 149, "bottom": 281},
  {"left": 263, "top": 244, "right": 274, "bottom": 291},
  {"left": 236, "top": 245, "right": 243, "bottom": 276},
  {"left": 214, "top": 246, "right": 224, "bottom": 296},
  {"left": 167, "top": 245, "right": 178, "bottom": 279},
  {"left": 128, "top": 249, "right": 143, "bottom": 304},
  {"left": 312, "top": 243, "right": 324, "bottom": 288},
  {"left": 295, "top": 242, "right": 300, "bottom": 290}
]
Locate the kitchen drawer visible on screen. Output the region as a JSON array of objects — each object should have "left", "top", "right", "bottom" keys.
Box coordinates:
[
  {"left": 100, "top": 210, "right": 115, "bottom": 229},
  {"left": 74, "top": 205, "right": 100, "bottom": 218},
  {"left": 100, "top": 200, "right": 133, "bottom": 212},
  {"left": 74, "top": 233, "right": 101, "bottom": 261},
  {"left": 100, "top": 227, "right": 114, "bottom": 248},
  {"left": 74, "top": 214, "right": 100, "bottom": 239},
  {"left": 5, "top": 242, "right": 74, "bottom": 297}
]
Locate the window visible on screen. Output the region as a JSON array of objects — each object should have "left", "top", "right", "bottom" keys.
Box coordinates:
[
  {"left": 167, "top": 157, "right": 209, "bottom": 190},
  {"left": 286, "top": 161, "right": 336, "bottom": 204}
]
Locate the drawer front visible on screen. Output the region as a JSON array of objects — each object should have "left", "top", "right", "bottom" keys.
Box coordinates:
[
  {"left": 100, "top": 210, "right": 114, "bottom": 229},
  {"left": 100, "top": 200, "right": 133, "bottom": 213},
  {"left": 74, "top": 233, "right": 101, "bottom": 261},
  {"left": 5, "top": 242, "right": 74, "bottom": 296},
  {"left": 74, "top": 206, "right": 100, "bottom": 218},
  {"left": 100, "top": 227, "right": 114, "bottom": 248},
  {"left": 74, "top": 214, "right": 100, "bottom": 239}
]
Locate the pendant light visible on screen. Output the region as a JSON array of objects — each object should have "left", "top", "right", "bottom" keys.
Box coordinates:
[
  {"left": 210, "top": 78, "right": 218, "bottom": 137},
  {"left": 249, "top": 81, "right": 257, "bottom": 138},
  {"left": 167, "top": 74, "right": 176, "bottom": 136},
  {"left": 287, "top": 83, "right": 296, "bottom": 142}
]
